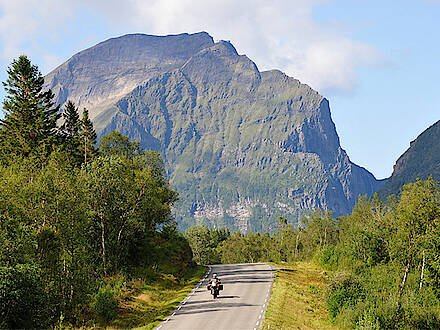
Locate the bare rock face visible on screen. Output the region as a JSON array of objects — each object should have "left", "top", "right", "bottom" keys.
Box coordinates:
[
  {"left": 44, "top": 32, "right": 214, "bottom": 121},
  {"left": 45, "top": 32, "right": 381, "bottom": 232},
  {"left": 379, "top": 120, "right": 440, "bottom": 198}
]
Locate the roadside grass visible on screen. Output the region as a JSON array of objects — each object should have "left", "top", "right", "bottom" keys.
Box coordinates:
[
  {"left": 109, "top": 265, "right": 206, "bottom": 329},
  {"left": 263, "top": 261, "right": 337, "bottom": 330}
]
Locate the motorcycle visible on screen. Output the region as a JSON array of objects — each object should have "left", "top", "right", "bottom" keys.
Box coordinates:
[{"left": 207, "top": 281, "right": 223, "bottom": 299}]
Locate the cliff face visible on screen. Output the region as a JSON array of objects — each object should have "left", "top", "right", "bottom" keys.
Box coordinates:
[
  {"left": 379, "top": 120, "right": 440, "bottom": 197},
  {"left": 45, "top": 32, "right": 380, "bottom": 232},
  {"left": 44, "top": 32, "right": 214, "bottom": 123}
]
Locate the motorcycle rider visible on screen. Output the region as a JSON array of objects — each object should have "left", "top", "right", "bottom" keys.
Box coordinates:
[
  {"left": 209, "top": 273, "right": 222, "bottom": 298},
  {"left": 210, "top": 273, "right": 221, "bottom": 286}
]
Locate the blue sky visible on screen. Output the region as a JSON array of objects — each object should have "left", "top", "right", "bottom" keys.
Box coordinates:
[{"left": 0, "top": 0, "right": 438, "bottom": 179}]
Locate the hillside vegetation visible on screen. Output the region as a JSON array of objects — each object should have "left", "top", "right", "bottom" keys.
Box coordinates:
[
  {"left": 186, "top": 179, "right": 440, "bottom": 328},
  {"left": 0, "top": 56, "right": 195, "bottom": 328}
]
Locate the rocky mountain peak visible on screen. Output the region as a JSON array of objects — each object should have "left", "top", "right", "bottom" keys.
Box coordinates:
[
  {"left": 44, "top": 32, "right": 215, "bottom": 118},
  {"left": 44, "top": 32, "right": 381, "bottom": 232}
]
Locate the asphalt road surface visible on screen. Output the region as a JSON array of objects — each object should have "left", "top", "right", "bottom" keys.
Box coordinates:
[{"left": 156, "top": 263, "right": 274, "bottom": 330}]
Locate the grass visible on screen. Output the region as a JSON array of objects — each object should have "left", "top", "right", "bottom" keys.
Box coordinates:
[
  {"left": 108, "top": 265, "right": 207, "bottom": 329},
  {"left": 262, "top": 261, "right": 337, "bottom": 330}
]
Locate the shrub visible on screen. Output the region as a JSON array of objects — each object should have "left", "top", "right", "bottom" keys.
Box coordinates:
[
  {"left": 93, "top": 286, "right": 118, "bottom": 324},
  {"left": 316, "top": 246, "right": 340, "bottom": 269},
  {"left": 355, "top": 309, "right": 380, "bottom": 329},
  {"left": 327, "top": 272, "right": 364, "bottom": 320},
  {"left": 0, "top": 263, "right": 50, "bottom": 328}
]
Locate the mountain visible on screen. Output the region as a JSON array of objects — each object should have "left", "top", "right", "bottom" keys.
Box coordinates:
[
  {"left": 45, "top": 32, "right": 381, "bottom": 232},
  {"left": 44, "top": 32, "right": 215, "bottom": 129},
  {"left": 378, "top": 120, "right": 440, "bottom": 197}
]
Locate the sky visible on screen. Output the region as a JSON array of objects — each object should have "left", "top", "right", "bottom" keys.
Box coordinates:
[{"left": 0, "top": 0, "right": 438, "bottom": 179}]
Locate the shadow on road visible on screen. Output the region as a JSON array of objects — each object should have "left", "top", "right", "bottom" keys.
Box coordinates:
[
  {"left": 217, "top": 295, "right": 239, "bottom": 299},
  {"left": 175, "top": 301, "right": 259, "bottom": 315},
  {"left": 217, "top": 269, "right": 273, "bottom": 277}
]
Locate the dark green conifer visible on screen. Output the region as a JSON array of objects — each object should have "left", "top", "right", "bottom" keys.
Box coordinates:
[
  {"left": 0, "top": 55, "right": 60, "bottom": 162},
  {"left": 80, "top": 108, "right": 97, "bottom": 164},
  {"left": 60, "top": 100, "right": 82, "bottom": 165}
]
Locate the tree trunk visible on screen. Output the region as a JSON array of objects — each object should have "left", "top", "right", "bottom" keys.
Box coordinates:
[
  {"left": 100, "top": 215, "right": 107, "bottom": 277},
  {"left": 295, "top": 231, "right": 300, "bottom": 259},
  {"left": 398, "top": 261, "right": 411, "bottom": 307},
  {"left": 420, "top": 251, "right": 425, "bottom": 290}
]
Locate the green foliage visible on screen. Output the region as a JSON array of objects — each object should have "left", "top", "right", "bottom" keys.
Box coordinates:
[
  {"left": 184, "top": 177, "right": 440, "bottom": 328},
  {"left": 323, "top": 178, "right": 440, "bottom": 328},
  {"left": 59, "top": 100, "right": 83, "bottom": 165},
  {"left": 93, "top": 286, "right": 118, "bottom": 324},
  {"left": 80, "top": 108, "right": 97, "bottom": 164},
  {"left": 0, "top": 55, "right": 195, "bottom": 327},
  {"left": 0, "top": 263, "right": 49, "bottom": 328},
  {"left": 218, "top": 232, "right": 275, "bottom": 264},
  {"left": 0, "top": 131, "right": 181, "bottom": 326},
  {"left": 185, "top": 226, "right": 229, "bottom": 265},
  {"left": 0, "top": 55, "right": 60, "bottom": 163},
  {"left": 326, "top": 272, "right": 364, "bottom": 320},
  {"left": 100, "top": 130, "right": 142, "bottom": 158}
]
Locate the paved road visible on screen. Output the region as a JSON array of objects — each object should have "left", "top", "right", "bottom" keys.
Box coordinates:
[{"left": 156, "top": 263, "right": 274, "bottom": 330}]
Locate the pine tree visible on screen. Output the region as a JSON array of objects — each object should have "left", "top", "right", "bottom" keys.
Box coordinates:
[
  {"left": 60, "top": 100, "right": 82, "bottom": 165},
  {"left": 80, "top": 108, "right": 97, "bottom": 165},
  {"left": 0, "top": 55, "right": 60, "bottom": 162}
]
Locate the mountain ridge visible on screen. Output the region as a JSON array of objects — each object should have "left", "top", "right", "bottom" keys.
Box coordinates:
[
  {"left": 379, "top": 120, "right": 440, "bottom": 197},
  {"left": 44, "top": 32, "right": 381, "bottom": 232}
]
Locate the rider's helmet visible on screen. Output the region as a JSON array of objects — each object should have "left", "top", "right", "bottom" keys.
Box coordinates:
[{"left": 213, "top": 273, "right": 218, "bottom": 279}]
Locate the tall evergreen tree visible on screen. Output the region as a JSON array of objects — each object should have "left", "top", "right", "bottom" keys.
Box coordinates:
[
  {"left": 60, "top": 100, "right": 82, "bottom": 165},
  {"left": 0, "top": 55, "right": 60, "bottom": 162},
  {"left": 80, "top": 108, "right": 97, "bottom": 165}
]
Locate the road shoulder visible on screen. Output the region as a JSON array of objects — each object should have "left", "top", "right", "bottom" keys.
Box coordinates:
[{"left": 263, "top": 261, "right": 337, "bottom": 329}]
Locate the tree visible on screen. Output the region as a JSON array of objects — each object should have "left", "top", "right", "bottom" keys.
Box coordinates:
[
  {"left": 389, "top": 178, "right": 440, "bottom": 305},
  {"left": 0, "top": 55, "right": 60, "bottom": 163},
  {"left": 275, "top": 216, "right": 292, "bottom": 261},
  {"left": 300, "top": 209, "right": 338, "bottom": 258},
  {"left": 81, "top": 154, "right": 178, "bottom": 276},
  {"left": 99, "top": 130, "right": 142, "bottom": 158},
  {"left": 80, "top": 108, "right": 97, "bottom": 165},
  {"left": 60, "top": 101, "right": 82, "bottom": 165},
  {"left": 185, "top": 226, "right": 211, "bottom": 265}
]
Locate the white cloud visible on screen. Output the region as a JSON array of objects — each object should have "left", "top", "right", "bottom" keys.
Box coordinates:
[
  {"left": 0, "top": 0, "right": 382, "bottom": 95},
  {"left": 0, "top": 0, "right": 75, "bottom": 73}
]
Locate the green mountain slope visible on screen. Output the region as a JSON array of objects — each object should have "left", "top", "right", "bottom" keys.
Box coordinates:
[
  {"left": 379, "top": 120, "right": 440, "bottom": 197},
  {"left": 45, "top": 32, "right": 380, "bottom": 232}
]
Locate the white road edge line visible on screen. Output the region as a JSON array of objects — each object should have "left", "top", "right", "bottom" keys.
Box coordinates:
[{"left": 155, "top": 265, "right": 212, "bottom": 330}]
